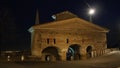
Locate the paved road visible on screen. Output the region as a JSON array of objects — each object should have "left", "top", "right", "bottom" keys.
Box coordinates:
[{"left": 0, "top": 51, "right": 120, "bottom": 68}]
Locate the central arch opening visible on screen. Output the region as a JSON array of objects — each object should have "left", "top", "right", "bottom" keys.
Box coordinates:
[
  {"left": 66, "top": 44, "right": 80, "bottom": 61},
  {"left": 42, "top": 47, "right": 60, "bottom": 61}
]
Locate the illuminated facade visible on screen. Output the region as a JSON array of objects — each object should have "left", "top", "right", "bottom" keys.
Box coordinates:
[{"left": 29, "top": 11, "right": 109, "bottom": 61}]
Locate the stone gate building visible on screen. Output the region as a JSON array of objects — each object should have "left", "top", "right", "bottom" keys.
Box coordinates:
[{"left": 29, "top": 11, "right": 109, "bottom": 61}]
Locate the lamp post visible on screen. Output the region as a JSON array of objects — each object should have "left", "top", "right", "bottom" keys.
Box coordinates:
[{"left": 88, "top": 8, "right": 95, "bottom": 22}]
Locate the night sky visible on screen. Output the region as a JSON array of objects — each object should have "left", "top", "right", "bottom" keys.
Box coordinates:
[{"left": 0, "top": 0, "right": 120, "bottom": 50}]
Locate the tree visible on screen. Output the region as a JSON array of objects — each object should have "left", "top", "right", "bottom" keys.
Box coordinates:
[{"left": 0, "top": 7, "right": 16, "bottom": 50}]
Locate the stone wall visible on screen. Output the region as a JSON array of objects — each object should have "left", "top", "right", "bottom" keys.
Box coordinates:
[{"left": 31, "top": 28, "right": 107, "bottom": 61}]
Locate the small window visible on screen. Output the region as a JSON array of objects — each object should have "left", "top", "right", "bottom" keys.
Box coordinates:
[
  {"left": 47, "top": 38, "right": 49, "bottom": 44},
  {"left": 53, "top": 38, "right": 56, "bottom": 44},
  {"left": 66, "top": 38, "right": 69, "bottom": 44}
]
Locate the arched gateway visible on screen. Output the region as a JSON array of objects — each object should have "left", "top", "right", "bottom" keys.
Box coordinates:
[
  {"left": 41, "top": 47, "right": 60, "bottom": 61},
  {"left": 66, "top": 44, "right": 81, "bottom": 61}
]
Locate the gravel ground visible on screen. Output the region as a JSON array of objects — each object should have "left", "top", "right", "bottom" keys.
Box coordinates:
[{"left": 0, "top": 51, "right": 120, "bottom": 68}]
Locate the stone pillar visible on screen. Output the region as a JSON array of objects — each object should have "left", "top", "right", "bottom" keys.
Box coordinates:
[
  {"left": 102, "top": 50, "right": 104, "bottom": 54},
  {"left": 59, "top": 49, "right": 67, "bottom": 61},
  {"left": 80, "top": 48, "right": 87, "bottom": 60},
  {"left": 59, "top": 52, "right": 66, "bottom": 61},
  {"left": 103, "top": 49, "right": 105, "bottom": 54},
  {"left": 101, "top": 50, "right": 103, "bottom": 55},
  {"left": 102, "top": 50, "right": 104, "bottom": 55},
  {"left": 99, "top": 50, "right": 101, "bottom": 56},
  {"left": 91, "top": 51, "right": 94, "bottom": 58},
  {"left": 97, "top": 51, "right": 99, "bottom": 56},
  {"left": 94, "top": 51, "right": 96, "bottom": 57}
]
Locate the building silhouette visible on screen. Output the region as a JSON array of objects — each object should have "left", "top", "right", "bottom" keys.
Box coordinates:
[{"left": 29, "top": 11, "right": 109, "bottom": 61}]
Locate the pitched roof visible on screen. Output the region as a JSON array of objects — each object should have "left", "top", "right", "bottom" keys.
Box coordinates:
[{"left": 29, "top": 11, "right": 109, "bottom": 33}]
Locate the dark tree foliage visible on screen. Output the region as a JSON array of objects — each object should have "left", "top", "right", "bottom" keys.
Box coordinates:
[{"left": 0, "top": 7, "right": 16, "bottom": 50}]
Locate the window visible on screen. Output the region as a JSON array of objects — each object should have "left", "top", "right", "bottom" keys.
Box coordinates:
[
  {"left": 66, "top": 38, "right": 69, "bottom": 44},
  {"left": 53, "top": 38, "right": 56, "bottom": 44},
  {"left": 47, "top": 38, "right": 49, "bottom": 44}
]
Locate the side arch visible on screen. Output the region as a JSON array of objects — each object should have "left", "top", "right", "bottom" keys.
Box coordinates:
[
  {"left": 86, "top": 46, "right": 93, "bottom": 58},
  {"left": 41, "top": 46, "right": 60, "bottom": 61}
]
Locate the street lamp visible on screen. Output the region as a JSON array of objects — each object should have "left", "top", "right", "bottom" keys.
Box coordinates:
[{"left": 88, "top": 8, "right": 95, "bottom": 22}]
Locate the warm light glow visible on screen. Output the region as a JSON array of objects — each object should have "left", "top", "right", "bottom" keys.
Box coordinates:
[
  {"left": 89, "top": 8, "right": 95, "bottom": 15},
  {"left": 21, "top": 55, "right": 24, "bottom": 61},
  {"left": 7, "top": 55, "right": 10, "bottom": 61}
]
